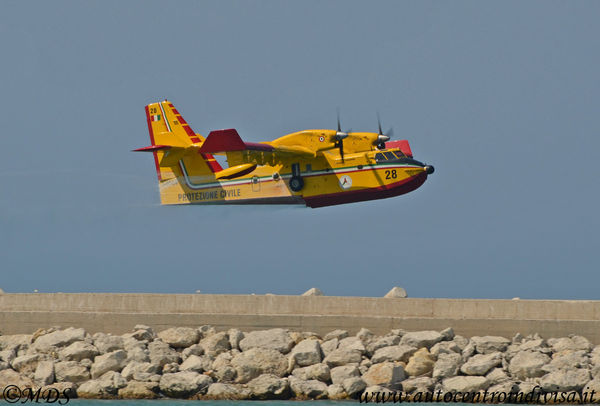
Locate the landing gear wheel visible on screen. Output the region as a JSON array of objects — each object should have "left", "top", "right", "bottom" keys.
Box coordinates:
[{"left": 289, "top": 176, "right": 304, "bottom": 192}]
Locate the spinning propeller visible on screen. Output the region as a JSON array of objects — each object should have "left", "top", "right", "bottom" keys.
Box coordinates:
[
  {"left": 335, "top": 109, "right": 351, "bottom": 163},
  {"left": 376, "top": 113, "right": 393, "bottom": 149},
  {"left": 333, "top": 111, "right": 395, "bottom": 162}
]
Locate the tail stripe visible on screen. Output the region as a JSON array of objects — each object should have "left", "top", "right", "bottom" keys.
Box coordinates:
[
  {"left": 144, "top": 105, "right": 162, "bottom": 181},
  {"left": 158, "top": 102, "right": 172, "bottom": 132}
]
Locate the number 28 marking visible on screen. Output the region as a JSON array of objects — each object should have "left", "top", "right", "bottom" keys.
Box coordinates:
[{"left": 385, "top": 169, "right": 397, "bottom": 179}]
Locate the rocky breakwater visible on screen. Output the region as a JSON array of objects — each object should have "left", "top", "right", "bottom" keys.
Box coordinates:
[{"left": 1, "top": 325, "right": 600, "bottom": 401}]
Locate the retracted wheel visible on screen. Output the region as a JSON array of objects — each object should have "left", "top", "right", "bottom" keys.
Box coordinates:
[{"left": 289, "top": 176, "right": 304, "bottom": 192}]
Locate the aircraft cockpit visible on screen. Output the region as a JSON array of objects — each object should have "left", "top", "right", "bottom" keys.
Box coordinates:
[
  {"left": 374, "top": 151, "right": 406, "bottom": 162},
  {"left": 373, "top": 150, "right": 428, "bottom": 168}
]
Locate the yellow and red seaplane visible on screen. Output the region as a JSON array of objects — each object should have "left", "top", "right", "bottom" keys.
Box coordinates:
[{"left": 135, "top": 100, "right": 434, "bottom": 208}]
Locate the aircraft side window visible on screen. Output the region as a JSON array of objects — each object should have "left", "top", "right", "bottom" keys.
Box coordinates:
[
  {"left": 383, "top": 152, "right": 396, "bottom": 161},
  {"left": 393, "top": 151, "right": 405, "bottom": 159},
  {"left": 375, "top": 153, "right": 386, "bottom": 162},
  {"left": 306, "top": 164, "right": 312, "bottom": 172}
]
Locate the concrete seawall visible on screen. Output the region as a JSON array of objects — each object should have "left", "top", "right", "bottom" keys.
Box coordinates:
[{"left": 1, "top": 293, "right": 599, "bottom": 342}]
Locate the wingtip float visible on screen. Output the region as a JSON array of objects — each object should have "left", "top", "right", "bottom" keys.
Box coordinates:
[{"left": 136, "top": 100, "right": 434, "bottom": 208}]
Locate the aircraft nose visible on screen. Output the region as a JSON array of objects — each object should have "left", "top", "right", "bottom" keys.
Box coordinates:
[{"left": 425, "top": 165, "right": 435, "bottom": 175}]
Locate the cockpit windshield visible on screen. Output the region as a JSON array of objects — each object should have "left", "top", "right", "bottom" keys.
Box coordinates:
[{"left": 375, "top": 151, "right": 405, "bottom": 162}]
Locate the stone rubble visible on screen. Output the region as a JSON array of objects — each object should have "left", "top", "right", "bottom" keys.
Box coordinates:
[{"left": 0, "top": 325, "right": 599, "bottom": 401}]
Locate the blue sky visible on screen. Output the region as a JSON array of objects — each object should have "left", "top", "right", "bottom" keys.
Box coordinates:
[{"left": 1, "top": 1, "right": 598, "bottom": 299}]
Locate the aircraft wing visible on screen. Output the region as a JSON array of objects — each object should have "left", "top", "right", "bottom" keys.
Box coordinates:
[{"left": 199, "top": 129, "right": 316, "bottom": 158}]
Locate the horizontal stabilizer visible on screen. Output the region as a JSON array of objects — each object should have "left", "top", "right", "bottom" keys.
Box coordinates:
[
  {"left": 133, "top": 145, "right": 172, "bottom": 152},
  {"left": 200, "top": 128, "right": 274, "bottom": 153}
]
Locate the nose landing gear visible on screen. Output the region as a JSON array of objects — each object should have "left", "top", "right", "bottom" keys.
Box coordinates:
[{"left": 289, "top": 163, "right": 304, "bottom": 192}]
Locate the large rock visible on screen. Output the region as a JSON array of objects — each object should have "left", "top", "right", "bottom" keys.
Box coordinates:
[
  {"left": 356, "top": 328, "right": 375, "bottom": 343},
  {"left": 181, "top": 344, "right": 204, "bottom": 360},
  {"left": 34, "top": 360, "right": 55, "bottom": 386},
  {"left": 39, "top": 382, "right": 76, "bottom": 400},
  {"left": 327, "top": 383, "right": 347, "bottom": 400},
  {"left": 206, "top": 383, "right": 251, "bottom": 399},
  {"left": 59, "top": 341, "right": 99, "bottom": 361},
  {"left": 486, "top": 368, "right": 510, "bottom": 385},
  {"left": 93, "top": 334, "right": 124, "bottom": 353},
  {"left": 321, "top": 339, "right": 338, "bottom": 357},
  {"left": 460, "top": 352, "right": 502, "bottom": 376},
  {"left": 540, "top": 368, "right": 590, "bottom": 392},
  {"left": 90, "top": 350, "right": 127, "bottom": 378},
  {"left": 129, "top": 326, "right": 156, "bottom": 342},
  {"left": 508, "top": 351, "right": 550, "bottom": 380},
  {"left": 289, "top": 376, "right": 328, "bottom": 399},
  {"left": 120, "top": 361, "right": 160, "bottom": 380},
  {"left": 212, "top": 355, "right": 236, "bottom": 382},
  {"left": 338, "top": 337, "right": 367, "bottom": 354},
  {"left": 33, "top": 328, "right": 86, "bottom": 352},
  {"left": 442, "top": 376, "right": 489, "bottom": 392},
  {"left": 323, "top": 330, "right": 349, "bottom": 341},
  {"left": 384, "top": 287, "right": 407, "bottom": 298},
  {"left": 200, "top": 332, "right": 231, "bottom": 357},
  {"left": 488, "top": 381, "right": 519, "bottom": 395},
  {"left": 292, "top": 363, "right": 331, "bottom": 382},
  {"left": 461, "top": 340, "right": 475, "bottom": 360},
  {"left": 331, "top": 365, "right": 360, "bottom": 385},
  {"left": 0, "top": 349, "right": 16, "bottom": 364},
  {"left": 471, "top": 336, "right": 510, "bottom": 354},
  {"left": 548, "top": 336, "right": 593, "bottom": 353},
  {"left": 544, "top": 350, "right": 590, "bottom": 372},
  {"left": 433, "top": 353, "right": 462, "bottom": 380},
  {"left": 180, "top": 354, "right": 213, "bottom": 373},
  {"left": 54, "top": 361, "right": 90, "bottom": 383},
  {"left": 367, "top": 336, "right": 401, "bottom": 355},
  {"left": 148, "top": 341, "right": 180, "bottom": 367},
  {"left": 343, "top": 377, "right": 367, "bottom": 397},
  {"left": 362, "top": 362, "right": 405, "bottom": 388},
  {"left": 401, "top": 377, "right": 435, "bottom": 393},
  {"left": 118, "top": 381, "right": 159, "bottom": 399},
  {"left": 290, "top": 339, "right": 322, "bottom": 367},
  {"left": 290, "top": 331, "right": 321, "bottom": 344},
  {"left": 231, "top": 347, "right": 288, "bottom": 383},
  {"left": 371, "top": 345, "right": 417, "bottom": 364},
  {"left": 405, "top": 348, "right": 435, "bottom": 377},
  {"left": 11, "top": 354, "right": 44, "bottom": 374},
  {"left": 77, "top": 371, "right": 127, "bottom": 398},
  {"left": 247, "top": 374, "right": 290, "bottom": 399},
  {"left": 159, "top": 371, "right": 212, "bottom": 398},
  {"left": 518, "top": 338, "right": 548, "bottom": 353},
  {"left": 239, "top": 329, "right": 294, "bottom": 354},
  {"left": 157, "top": 327, "right": 200, "bottom": 349},
  {"left": 228, "top": 329, "right": 244, "bottom": 351},
  {"left": 302, "top": 287, "right": 323, "bottom": 296},
  {"left": 323, "top": 348, "right": 362, "bottom": 367},
  {"left": 0, "top": 334, "right": 31, "bottom": 352},
  {"left": 212, "top": 352, "right": 233, "bottom": 370},
  {"left": 126, "top": 346, "right": 149, "bottom": 363},
  {"left": 583, "top": 378, "right": 600, "bottom": 398},
  {"left": 440, "top": 327, "right": 455, "bottom": 341},
  {"left": 430, "top": 341, "right": 461, "bottom": 356},
  {"left": 0, "top": 369, "right": 34, "bottom": 390},
  {"left": 400, "top": 331, "right": 443, "bottom": 349}
]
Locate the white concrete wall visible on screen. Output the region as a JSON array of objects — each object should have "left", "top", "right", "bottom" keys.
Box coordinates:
[{"left": 1, "top": 293, "right": 598, "bottom": 341}]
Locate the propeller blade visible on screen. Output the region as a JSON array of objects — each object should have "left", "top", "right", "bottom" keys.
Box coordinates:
[
  {"left": 339, "top": 138, "right": 344, "bottom": 163},
  {"left": 337, "top": 108, "right": 342, "bottom": 133},
  {"left": 386, "top": 127, "right": 394, "bottom": 139},
  {"left": 377, "top": 112, "right": 383, "bottom": 135}
]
